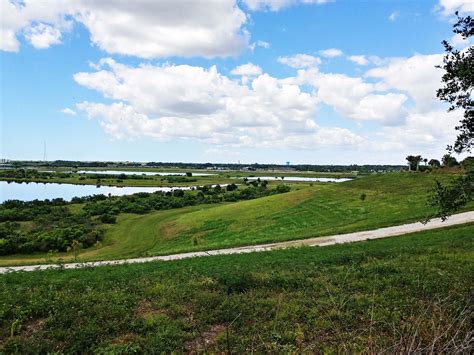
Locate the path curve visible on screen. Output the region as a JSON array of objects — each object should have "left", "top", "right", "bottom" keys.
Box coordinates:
[{"left": 1, "top": 211, "right": 473, "bottom": 274}]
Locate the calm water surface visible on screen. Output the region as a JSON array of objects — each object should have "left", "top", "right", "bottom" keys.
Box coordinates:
[
  {"left": 244, "top": 176, "right": 353, "bottom": 182},
  {"left": 75, "top": 170, "right": 215, "bottom": 176},
  {"left": 0, "top": 181, "right": 196, "bottom": 202}
]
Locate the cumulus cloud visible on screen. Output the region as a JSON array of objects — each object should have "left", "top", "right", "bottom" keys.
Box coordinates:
[
  {"left": 231, "top": 63, "right": 263, "bottom": 76},
  {"left": 73, "top": 59, "right": 364, "bottom": 149},
  {"left": 319, "top": 48, "right": 343, "bottom": 58},
  {"left": 243, "top": 0, "right": 331, "bottom": 12},
  {"left": 24, "top": 23, "right": 62, "bottom": 49},
  {"left": 365, "top": 54, "right": 443, "bottom": 111},
  {"left": 60, "top": 108, "right": 77, "bottom": 116},
  {"left": 278, "top": 54, "right": 322, "bottom": 68},
  {"left": 0, "top": 0, "right": 249, "bottom": 58},
  {"left": 348, "top": 55, "right": 369, "bottom": 65},
  {"left": 437, "top": 0, "right": 474, "bottom": 16},
  {"left": 296, "top": 70, "right": 407, "bottom": 125}
]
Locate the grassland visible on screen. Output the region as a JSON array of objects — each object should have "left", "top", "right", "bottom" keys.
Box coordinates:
[
  {"left": 1, "top": 224, "right": 472, "bottom": 353},
  {"left": 1, "top": 172, "right": 471, "bottom": 266}
]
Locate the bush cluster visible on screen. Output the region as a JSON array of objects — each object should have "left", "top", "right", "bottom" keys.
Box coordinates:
[{"left": 0, "top": 182, "right": 291, "bottom": 255}]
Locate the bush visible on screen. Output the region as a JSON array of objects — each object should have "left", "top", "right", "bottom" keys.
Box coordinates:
[{"left": 100, "top": 214, "right": 117, "bottom": 224}]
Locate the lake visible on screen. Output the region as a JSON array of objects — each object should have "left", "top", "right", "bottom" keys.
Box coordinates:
[
  {"left": 244, "top": 176, "right": 353, "bottom": 182},
  {"left": 0, "top": 181, "right": 197, "bottom": 203},
  {"left": 72, "top": 170, "right": 215, "bottom": 176}
]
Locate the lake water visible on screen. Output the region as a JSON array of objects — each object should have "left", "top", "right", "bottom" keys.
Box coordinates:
[
  {"left": 73, "top": 170, "right": 215, "bottom": 176},
  {"left": 0, "top": 181, "right": 197, "bottom": 203},
  {"left": 244, "top": 176, "right": 353, "bottom": 182}
]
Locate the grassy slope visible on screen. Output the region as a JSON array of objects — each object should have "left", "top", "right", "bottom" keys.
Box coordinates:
[
  {"left": 1, "top": 224, "right": 472, "bottom": 353},
  {"left": 0, "top": 172, "right": 471, "bottom": 266},
  {"left": 148, "top": 173, "right": 470, "bottom": 253}
]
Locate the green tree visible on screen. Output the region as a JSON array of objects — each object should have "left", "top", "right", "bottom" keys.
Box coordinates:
[
  {"left": 436, "top": 12, "right": 473, "bottom": 153},
  {"left": 428, "top": 159, "right": 441, "bottom": 168},
  {"left": 429, "top": 12, "right": 473, "bottom": 219},
  {"left": 406, "top": 155, "right": 422, "bottom": 171},
  {"left": 442, "top": 154, "right": 459, "bottom": 167}
]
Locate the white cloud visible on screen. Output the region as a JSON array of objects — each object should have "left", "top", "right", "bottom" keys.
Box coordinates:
[
  {"left": 437, "top": 0, "right": 474, "bottom": 16},
  {"left": 24, "top": 23, "right": 62, "bottom": 49},
  {"left": 450, "top": 33, "right": 470, "bottom": 48},
  {"left": 256, "top": 40, "right": 270, "bottom": 48},
  {"left": 278, "top": 54, "right": 322, "bottom": 68},
  {"left": 243, "top": 0, "right": 331, "bottom": 12},
  {"left": 73, "top": 59, "right": 367, "bottom": 150},
  {"left": 348, "top": 55, "right": 369, "bottom": 65},
  {"left": 388, "top": 11, "right": 399, "bottom": 21},
  {"left": 365, "top": 54, "right": 444, "bottom": 111},
  {"left": 231, "top": 63, "right": 263, "bottom": 76},
  {"left": 0, "top": 27, "right": 19, "bottom": 52},
  {"left": 0, "top": 0, "right": 249, "bottom": 58},
  {"left": 319, "top": 48, "right": 343, "bottom": 58},
  {"left": 60, "top": 108, "right": 77, "bottom": 116},
  {"left": 298, "top": 70, "right": 407, "bottom": 124}
]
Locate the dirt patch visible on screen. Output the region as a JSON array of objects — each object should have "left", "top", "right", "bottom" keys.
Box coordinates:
[
  {"left": 159, "top": 220, "right": 181, "bottom": 240},
  {"left": 134, "top": 300, "right": 164, "bottom": 319},
  {"left": 21, "top": 318, "right": 46, "bottom": 337},
  {"left": 110, "top": 333, "right": 141, "bottom": 345},
  {"left": 185, "top": 324, "right": 227, "bottom": 352}
]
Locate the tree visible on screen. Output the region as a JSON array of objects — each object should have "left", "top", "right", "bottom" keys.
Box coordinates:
[
  {"left": 436, "top": 12, "right": 473, "bottom": 153},
  {"left": 429, "top": 12, "right": 473, "bottom": 220},
  {"left": 442, "top": 154, "right": 459, "bottom": 167},
  {"left": 428, "top": 159, "right": 441, "bottom": 168},
  {"left": 406, "top": 155, "right": 422, "bottom": 171}
]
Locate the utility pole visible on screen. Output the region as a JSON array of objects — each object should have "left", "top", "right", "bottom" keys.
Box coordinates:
[{"left": 43, "top": 141, "right": 47, "bottom": 162}]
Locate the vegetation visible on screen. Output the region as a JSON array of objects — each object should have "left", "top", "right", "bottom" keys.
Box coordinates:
[
  {"left": 5, "top": 160, "right": 404, "bottom": 174},
  {"left": 429, "top": 13, "right": 473, "bottom": 219},
  {"left": 0, "top": 224, "right": 472, "bottom": 353},
  {"left": 1, "top": 172, "right": 469, "bottom": 266},
  {"left": 437, "top": 12, "right": 473, "bottom": 153},
  {"left": 406, "top": 155, "right": 422, "bottom": 171},
  {"left": 0, "top": 181, "right": 288, "bottom": 256},
  {"left": 0, "top": 199, "right": 103, "bottom": 255}
]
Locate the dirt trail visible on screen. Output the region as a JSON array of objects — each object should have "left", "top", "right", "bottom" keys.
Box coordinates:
[{"left": 1, "top": 211, "right": 473, "bottom": 274}]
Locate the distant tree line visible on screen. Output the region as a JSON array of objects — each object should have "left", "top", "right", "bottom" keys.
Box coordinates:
[{"left": 8, "top": 161, "right": 406, "bottom": 174}]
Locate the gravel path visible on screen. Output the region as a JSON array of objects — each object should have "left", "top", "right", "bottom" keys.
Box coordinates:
[{"left": 1, "top": 211, "right": 473, "bottom": 274}]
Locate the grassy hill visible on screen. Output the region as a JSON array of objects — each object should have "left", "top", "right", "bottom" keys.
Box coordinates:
[
  {"left": 1, "top": 223, "right": 472, "bottom": 353},
  {"left": 0, "top": 172, "right": 470, "bottom": 266}
]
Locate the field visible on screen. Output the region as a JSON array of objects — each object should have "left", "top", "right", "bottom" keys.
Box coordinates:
[
  {"left": 1, "top": 172, "right": 470, "bottom": 266},
  {"left": 1, "top": 224, "right": 472, "bottom": 353}
]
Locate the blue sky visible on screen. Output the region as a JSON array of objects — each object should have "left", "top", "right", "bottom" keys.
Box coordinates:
[{"left": 1, "top": 0, "right": 472, "bottom": 164}]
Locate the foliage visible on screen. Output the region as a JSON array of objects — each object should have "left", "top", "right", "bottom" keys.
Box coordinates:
[
  {"left": 429, "top": 13, "right": 474, "bottom": 220},
  {"left": 428, "top": 159, "right": 441, "bottom": 168},
  {"left": 428, "top": 170, "right": 473, "bottom": 220},
  {"left": 406, "top": 155, "right": 422, "bottom": 171},
  {"left": 0, "top": 225, "right": 472, "bottom": 353},
  {"left": 0, "top": 182, "right": 290, "bottom": 256},
  {"left": 437, "top": 12, "right": 473, "bottom": 153},
  {"left": 442, "top": 154, "right": 459, "bottom": 167}
]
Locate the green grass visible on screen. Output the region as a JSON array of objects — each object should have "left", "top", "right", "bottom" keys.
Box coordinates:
[
  {"left": 1, "top": 224, "right": 472, "bottom": 353},
  {"left": 1, "top": 172, "right": 471, "bottom": 266}
]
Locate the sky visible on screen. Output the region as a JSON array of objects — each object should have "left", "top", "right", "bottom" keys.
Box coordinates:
[{"left": 0, "top": 0, "right": 473, "bottom": 165}]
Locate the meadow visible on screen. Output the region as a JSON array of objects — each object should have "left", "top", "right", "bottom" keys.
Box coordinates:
[
  {"left": 0, "top": 224, "right": 472, "bottom": 353},
  {"left": 1, "top": 172, "right": 470, "bottom": 266}
]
